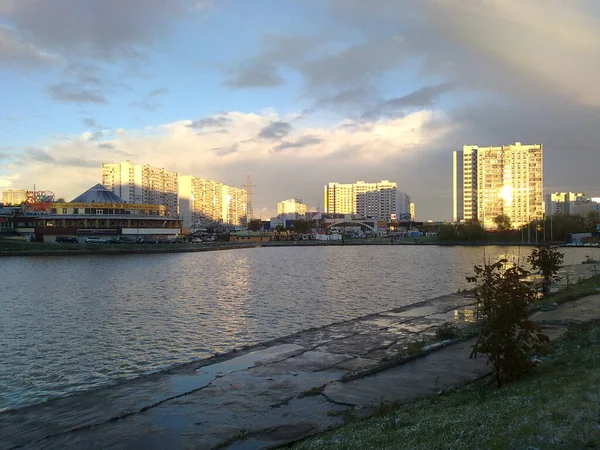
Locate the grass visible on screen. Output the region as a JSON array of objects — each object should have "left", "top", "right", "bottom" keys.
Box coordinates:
[
  {"left": 537, "top": 273, "right": 600, "bottom": 305},
  {"left": 293, "top": 320, "right": 600, "bottom": 450}
]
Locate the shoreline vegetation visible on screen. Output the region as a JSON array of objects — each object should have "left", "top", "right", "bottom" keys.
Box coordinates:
[{"left": 0, "top": 237, "right": 590, "bottom": 257}]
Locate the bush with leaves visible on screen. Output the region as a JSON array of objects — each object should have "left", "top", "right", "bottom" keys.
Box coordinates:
[
  {"left": 528, "top": 245, "right": 564, "bottom": 297},
  {"left": 468, "top": 258, "right": 549, "bottom": 386}
]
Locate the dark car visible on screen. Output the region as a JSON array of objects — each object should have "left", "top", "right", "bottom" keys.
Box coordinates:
[
  {"left": 105, "top": 238, "right": 122, "bottom": 244},
  {"left": 119, "top": 237, "right": 135, "bottom": 244},
  {"left": 55, "top": 236, "right": 78, "bottom": 244}
]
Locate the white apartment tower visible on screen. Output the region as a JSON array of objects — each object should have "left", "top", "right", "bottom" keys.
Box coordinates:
[
  {"left": 324, "top": 180, "right": 408, "bottom": 221},
  {"left": 277, "top": 198, "right": 308, "bottom": 216},
  {"left": 178, "top": 175, "right": 247, "bottom": 229},
  {"left": 453, "top": 142, "right": 543, "bottom": 229},
  {"left": 102, "top": 161, "right": 179, "bottom": 215}
]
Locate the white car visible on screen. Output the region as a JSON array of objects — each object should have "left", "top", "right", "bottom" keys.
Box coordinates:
[{"left": 85, "top": 236, "right": 105, "bottom": 244}]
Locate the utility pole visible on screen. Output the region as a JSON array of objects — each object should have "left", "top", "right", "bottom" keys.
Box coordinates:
[{"left": 242, "top": 175, "right": 256, "bottom": 221}]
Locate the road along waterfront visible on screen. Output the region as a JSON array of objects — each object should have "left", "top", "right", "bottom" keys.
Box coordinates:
[{"left": 1, "top": 245, "right": 597, "bottom": 413}]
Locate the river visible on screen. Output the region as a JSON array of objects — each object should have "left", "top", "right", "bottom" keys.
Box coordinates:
[{"left": 0, "top": 245, "right": 597, "bottom": 411}]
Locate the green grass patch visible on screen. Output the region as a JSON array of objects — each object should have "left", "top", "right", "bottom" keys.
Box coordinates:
[
  {"left": 293, "top": 320, "right": 600, "bottom": 450},
  {"left": 538, "top": 274, "right": 600, "bottom": 306}
]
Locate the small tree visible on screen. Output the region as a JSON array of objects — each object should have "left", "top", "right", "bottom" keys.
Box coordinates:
[
  {"left": 493, "top": 214, "right": 512, "bottom": 231},
  {"left": 247, "top": 219, "right": 262, "bottom": 232},
  {"left": 468, "top": 258, "right": 549, "bottom": 386},
  {"left": 528, "top": 245, "right": 564, "bottom": 297}
]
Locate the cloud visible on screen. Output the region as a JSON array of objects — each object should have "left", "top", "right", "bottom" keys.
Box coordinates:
[
  {"left": 363, "top": 82, "right": 458, "bottom": 119},
  {"left": 274, "top": 136, "right": 323, "bottom": 152},
  {"left": 187, "top": 115, "right": 232, "bottom": 129},
  {"left": 0, "top": 25, "right": 61, "bottom": 67},
  {"left": 258, "top": 121, "right": 292, "bottom": 140},
  {"left": 3, "top": 110, "right": 450, "bottom": 217},
  {"left": 132, "top": 87, "right": 169, "bottom": 111},
  {"left": 1, "top": 0, "right": 199, "bottom": 59},
  {"left": 83, "top": 118, "right": 99, "bottom": 128},
  {"left": 48, "top": 82, "right": 107, "bottom": 104}
]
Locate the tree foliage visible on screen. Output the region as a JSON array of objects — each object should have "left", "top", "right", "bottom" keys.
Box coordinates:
[
  {"left": 468, "top": 258, "right": 549, "bottom": 386},
  {"left": 528, "top": 245, "right": 564, "bottom": 297},
  {"left": 247, "top": 218, "right": 262, "bottom": 232},
  {"left": 438, "top": 221, "right": 488, "bottom": 241},
  {"left": 493, "top": 214, "right": 512, "bottom": 231},
  {"left": 291, "top": 219, "right": 315, "bottom": 234}
]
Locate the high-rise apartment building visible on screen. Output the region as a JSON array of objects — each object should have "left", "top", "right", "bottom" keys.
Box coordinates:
[
  {"left": 102, "top": 161, "right": 179, "bottom": 215},
  {"left": 277, "top": 198, "right": 308, "bottom": 216},
  {"left": 178, "top": 175, "right": 247, "bottom": 228},
  {"left": 453, "top": 142, "right": 543, "bottom": 229},
  {"left": 324, "top": 180, "right": 405, "bottom": 221},
  {"left": 545, "top": 192, "right": 586, "bottom": 216},
  {"left": 2, "top": 189, "right": 28, "bottom": 205}
]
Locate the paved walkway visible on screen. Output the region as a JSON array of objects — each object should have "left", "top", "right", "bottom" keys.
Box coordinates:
[{"left": 1, "top": 265, "right": 599, "bottom": 450}]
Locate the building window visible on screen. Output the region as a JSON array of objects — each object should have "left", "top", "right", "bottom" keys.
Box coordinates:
[
  {"left": 73, "top": 208, "right": 79, "bottom": 214},
  {"left": 62, "top": 208, "right": 68, "bottom": 214},
  {"left": 96, "top": 209, "right": 103, "bottom": 215}
]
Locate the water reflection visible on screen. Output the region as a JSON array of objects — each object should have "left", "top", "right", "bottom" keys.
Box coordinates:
[{"left": 0, "top": 245, "right": 596, "bottom": 410}]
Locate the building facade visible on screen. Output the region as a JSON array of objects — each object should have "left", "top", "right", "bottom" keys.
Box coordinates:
[
  {"left": 277, "top": 198, "right": 308, "bottom": 216},
  {"left": 545, "top": 192, "right": 586, "bottom": 216},
  {"left": 13, "top": 184, "right": 180, "bottom": 242},
  {"left": 102, "top": 161, "right": 179, "bottom": 215},
  {"left": 2, "top": 189, "right": 28, "bottom": 205},
  {"left": 453, "top": 142, "right": 543, "bottom": 229},
  {"left": 178, "top": 175, "right": 247, "bottom": 229},
  {"left": 324, "top": 180, "right": 402, "bottom": 221}
]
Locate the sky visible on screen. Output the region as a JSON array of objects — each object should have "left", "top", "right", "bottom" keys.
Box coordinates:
[{"left": 1, "top": 0, "right": 599, "bottom": 220}]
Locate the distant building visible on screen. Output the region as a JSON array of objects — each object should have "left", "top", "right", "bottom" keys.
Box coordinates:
[
  {"left": 545, "top": 192, "right": 586, "bottom": 216},
  {"left": 568, "top": 198, "right": 600, "bottom": 218},
  {"left": 13, "top": 184, "right": 180, "bottom": 242},
  {"left": 102, "top": 161, "right": 179, "bottom": 215},
  {"left": 409, "top": 202, "right": 416, "bottom": 221},
  {"left": 2, "top": 189, "right": 28, "bottom": 205},
  {"left": 324, "top": 180, "right": 406, "bottom": 221},
  {"left": 277, "top": 198, "right": 308, "bottom": 216},
  {"left": 178, "top": 175, "right": 247, "bottom": 229},
  {"left": 453, "top": 142, "right": 543, "bottom": 229}
]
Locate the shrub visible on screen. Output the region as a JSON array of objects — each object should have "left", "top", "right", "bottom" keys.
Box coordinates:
[
  {"left": 528, "top": 245, "right": 564, "bottom": 297},
  {"left": 467, "top": 258, "right": 549, "bottom": 386},
  {"left": 435, "top": 323, "right": 461, "bottom": 341}
]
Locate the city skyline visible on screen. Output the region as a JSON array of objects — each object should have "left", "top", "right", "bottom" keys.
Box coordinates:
[{"left": 1, "top": 1, "right": 600, "bottom": 219}]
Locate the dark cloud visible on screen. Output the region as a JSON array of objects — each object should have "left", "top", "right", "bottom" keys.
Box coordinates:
[
  {"left": 1, "top": 0, "right": 197, "bottom": 59},
  {"left": 258, "top": 121, "right": 292, "bottom": 140},
  {"left": 225, "top": 61, "right": 284, "bottom": 89},
  {"left": 212, "top": 143, "right": 239, "bottom": 157},
  {"left": 24, "top": 147, "right": 55, "bottom": 163},
  {"left": 0, "top": 25, "right": 60, "bottom": 67},
  {"left": 274, "top": 136, "right": 323, "bottom": 152},
  {"left": 187, "top": 115, "right": 232, "bottom": 129},
  {"left": 97, "top": 142, "right": 115, "bottom": 150},
  {"left": 132, "top": 87, "right": 169, "bottom": 111},
  {"left": 363, "top": 82, "right": 458, "bottom": 119},
  {"left": 48, "top": 82, "right": 106, "bottom": 104},
  {"left": 61, "top": 157, "right": 101, "bottom": 168}
]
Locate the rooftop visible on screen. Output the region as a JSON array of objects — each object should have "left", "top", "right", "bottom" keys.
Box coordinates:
[{"left": 71, "top": 184, "right": 125, "bottom": 204}]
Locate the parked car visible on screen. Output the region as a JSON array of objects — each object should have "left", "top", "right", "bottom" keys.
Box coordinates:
[
  {"left": 105, "top": 238, "right": 122, "bottom": 244},
  {"left": 136, "top": 238, "right": 157, "bottom": 244},
  {"left": 120, "top": 237, "right": 135, "bottom": 244},
  {"left": 55, "top": 236, "right": 78, "bottom": 244},
  {"left": 85, "top": 236, "right": 105, "bottom": 244}
]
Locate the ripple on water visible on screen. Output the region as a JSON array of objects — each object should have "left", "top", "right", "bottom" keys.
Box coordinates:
[{"left": 0, "top": 245, "right": 595, "bottom": 410}]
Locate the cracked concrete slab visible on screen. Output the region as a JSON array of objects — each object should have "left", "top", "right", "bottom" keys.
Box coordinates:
[{"left": 2, "top": 282, "right": 597, "bottom": 450}]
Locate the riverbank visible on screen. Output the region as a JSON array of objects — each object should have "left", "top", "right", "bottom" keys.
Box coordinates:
[
  {"left": 2, "top": 263, "right": 598, "bottom": 449},
  {"left": 293, "top": 318, "right": 600, "bottom": 449},
  {"left": 0, "top": 238, "right": 578, "bottom": 257}
]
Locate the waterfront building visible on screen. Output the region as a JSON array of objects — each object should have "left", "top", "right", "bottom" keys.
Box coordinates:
[
  {"left": 12, "top": 184, "right": 181, "bottom": 242},
  {"left": 324, "top": 180, "right": 405, "bottom": 221},
  {"left": 545, "top": 192, "right": 586, "bottom": 216},
  {"left": 1, "top": 189, "right": 28, "bottom": 205},
  {"left": 277, "top": 198, "right": 308, "bottom": 216},
  {"left": 229, "top": 231, "right": 272, "bottom": 243},
  {"left": 102, "top": 161, "right": 179, "bottom": 216},
  {"left": 453, "top": 142, "right": 543, "bottom": 229},
  {"left": 178, "top": 175, "right": 247, "bottom": 229}
]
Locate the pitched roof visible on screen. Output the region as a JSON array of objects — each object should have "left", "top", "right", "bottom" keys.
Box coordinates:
[{"left": 71, "top": 184, "right": 125, "bottom": 204}]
